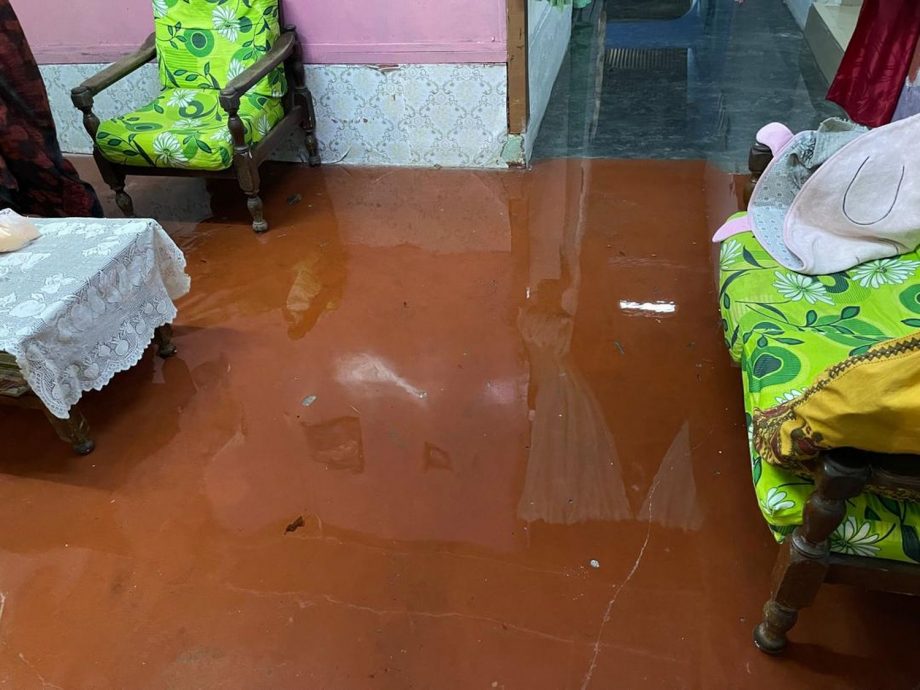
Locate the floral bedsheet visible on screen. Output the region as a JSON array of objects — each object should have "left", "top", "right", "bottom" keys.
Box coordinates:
[{"left": 719, "top": 222, "right": 920, "bottom": 563}]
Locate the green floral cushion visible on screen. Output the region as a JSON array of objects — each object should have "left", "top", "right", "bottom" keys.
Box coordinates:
[
  {"left": 95, "top": 89, "right": 284, "bottom": 170},
  {"left": 153, "top": 0, "right": 287, "bottom": 98},
  {"left": 718, "top": 219, "right": 920, "bottom": 564}
]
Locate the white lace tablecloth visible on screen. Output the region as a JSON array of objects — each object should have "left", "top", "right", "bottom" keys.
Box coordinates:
[{"left": 0, "top": 217, "right": 190, "bottom": 419}]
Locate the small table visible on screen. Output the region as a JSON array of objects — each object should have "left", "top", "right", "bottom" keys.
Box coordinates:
[{"left": 0, "top": 217, "right": 190, "bottom": 454}]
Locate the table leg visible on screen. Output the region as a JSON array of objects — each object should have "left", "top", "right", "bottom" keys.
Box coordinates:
[
  {"left": 42, "top": 404, "right": 95, "bottom": 455},
  {"left": 154, "top": 324, "right": 177, "bottom": 359}
]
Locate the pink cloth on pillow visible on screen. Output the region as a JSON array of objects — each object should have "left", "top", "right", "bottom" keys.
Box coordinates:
[{"left": 711, "top": 123, "right": 794, "bottom": 243}]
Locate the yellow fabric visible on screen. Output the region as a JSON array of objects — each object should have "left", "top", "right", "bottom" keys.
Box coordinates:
[
  {"left": 763, "top": 334, "right": 920, "bottom": 466},
  {"left": 720, "top": 228, "right": 920, "bottom": 564}
]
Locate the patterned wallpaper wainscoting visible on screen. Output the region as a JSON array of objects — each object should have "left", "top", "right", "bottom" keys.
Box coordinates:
[{"left": 41, "top": 63, "right": 509, "bottom": 168}]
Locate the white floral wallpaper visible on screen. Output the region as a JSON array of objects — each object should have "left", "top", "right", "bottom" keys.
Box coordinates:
[{"left": 41, "top": 63, "right": 509, "bottom": 168}]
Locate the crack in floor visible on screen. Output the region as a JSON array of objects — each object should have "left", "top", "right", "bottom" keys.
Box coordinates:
[{"left": 579, "top": 473, "right": 661, "bottom": 690}]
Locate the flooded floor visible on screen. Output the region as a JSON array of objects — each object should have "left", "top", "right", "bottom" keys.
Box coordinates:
[
  {"left": 0, "top": 156, "right": 918, "bottom": 688},
  {"left": 534, "top": 0, "right": 842, "bottom": 169}
]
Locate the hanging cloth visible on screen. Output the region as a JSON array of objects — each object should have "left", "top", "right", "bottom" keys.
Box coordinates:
[
  {"left": 827, "top": 0, "right": 920, "bottom": 128},
  {"left": 0, "top": 0, "right": 102, "bottom": 217}
]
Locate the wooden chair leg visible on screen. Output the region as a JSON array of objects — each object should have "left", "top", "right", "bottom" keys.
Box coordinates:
[
  {"left": 302, "top": 104, "right": 321, "bottom": 167},
  {"left": 153, "top": 323, "right": 177, "bottom": 358},
  {"left": 753, "top": 452, "right": 870, "bottom": 653},
  {"left": 93, "top": 150, "right": 135, "bottom": 217},
  {"left": 42, "top": 403, "right": 94, "bottom": 455},
  {"left": 288, "top": 39, "right": 321, "bottom": 167},
  {"left": 114, "top": 184, "right": 135, "bottom": 218},
  {"left": 236, "top": 160, "right": 267, "bottom": 232},
  {"left": 74, "top": 95, "right": 135, "bottom": 218},
  {"left": 300, "top": 89, "right": 321, "bottom": 168},
  {"left": 226, "top": 107, "right": 268, "bottom": 233},
  {"left": 246, "top": 194, "right": 267, "bottom": 233}
]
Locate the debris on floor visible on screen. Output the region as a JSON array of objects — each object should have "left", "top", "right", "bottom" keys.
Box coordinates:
[{"left": 284, "top": 515, "right": 305, "bottom": 534}]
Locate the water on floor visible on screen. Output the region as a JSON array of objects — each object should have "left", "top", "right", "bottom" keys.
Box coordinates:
[
  {"left": 0, "top": 155, "right": 918, "bottom": 688},
  {"left": 534, "top": 0, "right": 842, "bottom": 169}
]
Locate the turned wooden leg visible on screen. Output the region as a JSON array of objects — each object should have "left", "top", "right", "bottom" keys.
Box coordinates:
[
  {"left": 153, "top": 323, "right": 177, "bottom": 358},
  {"left": 115, "top": 188, "right": 136, "bottom": 218},
  {"left": 753, "top": 452, "right": 870, "bottom": 653},
  {"left": 224, "top": 106, "right": 268, "bottom": 233},
  {"left": 288, "top": 40, "right": 321, "bottom": 168},
  {"left": 304, "top": 127, "right": 321, "bottom": 168},
  {"left": 43, "top": 404, "right": 94, "bottom": 455},
  {"left": 93, "top": 150, "right": 135, "bottom": 217},
  {"left": 246, "top": 194, "right": 268, "bottom": 233},
  {"left": 301, "top": 91, "right": 321, "bottom": 168}
]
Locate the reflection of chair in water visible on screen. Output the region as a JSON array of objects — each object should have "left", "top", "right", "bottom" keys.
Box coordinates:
[{"left": 283, "top": 239, "right": 346, "bottom": 340}]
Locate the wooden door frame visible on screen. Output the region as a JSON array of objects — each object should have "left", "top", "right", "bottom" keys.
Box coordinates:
[{"left": 507, "top": 0, "right": 529, "bottom": 135}]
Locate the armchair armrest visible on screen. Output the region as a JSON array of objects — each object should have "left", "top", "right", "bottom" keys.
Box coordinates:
[
  {"left": 219, "top": 32, "right": 295, "bottom": 113},
  {"left": 70, "top": 33, "right": 156, "bottom": 108}
]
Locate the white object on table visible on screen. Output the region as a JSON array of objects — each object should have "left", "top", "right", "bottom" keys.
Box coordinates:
[
  {"left": 0, "top": 209, "right": 40, "bottom": 253},
  {"left": 0, "top": 217, "right": 190, "bottom": 419}
]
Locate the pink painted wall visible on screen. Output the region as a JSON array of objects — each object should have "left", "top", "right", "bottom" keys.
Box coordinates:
[{"left": 12, "top": 0, "right": 507, "bottom": 65}]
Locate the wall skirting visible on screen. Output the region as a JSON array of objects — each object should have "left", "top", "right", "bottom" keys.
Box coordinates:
[{"left": 41, "top": 62, "right": 509, "bottom": 169}]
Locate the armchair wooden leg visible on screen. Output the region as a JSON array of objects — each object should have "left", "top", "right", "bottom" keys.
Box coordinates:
[
  {"left": 226, "top": 106, "right": 268, "bottom": 233},
  {"left": 289, "top": 39, "right": 321, "bottom": 168},
  {"left": 301, "top": 93, "right": 321, "bottom": 168},
  {"left": 247, "top": 194, "right": 268, "bottom": 233},
  {"left": 233, "top": 158, "right": 267, "bottom": 233},
  {"left": 304, "top": 127, "right": 321, "bottom": 168},
  {"left": 753, "top": 452, "right": 870, "bottom": 653},
  {"left": 153, "top": 323, "right": 177, "bottom": 358},
  {"left": 115, "top": 188, "right": 136, "bottom": 218},
  {"left": 42, "top": 403, "right": 94, "bottom": 455},
  {"left": 93, "top": 150, "right": 135, "bottom": 217}
]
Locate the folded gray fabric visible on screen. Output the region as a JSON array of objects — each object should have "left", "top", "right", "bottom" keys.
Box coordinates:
[{"left": 749, "top": 117, "right": 867, "bottom": 272}]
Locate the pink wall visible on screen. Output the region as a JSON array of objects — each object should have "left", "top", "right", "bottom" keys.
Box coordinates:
[{"left": 13, "top": 0, "right": 507, "bottom": 65}]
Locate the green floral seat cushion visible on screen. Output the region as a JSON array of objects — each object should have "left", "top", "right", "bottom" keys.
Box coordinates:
[
  {"left": 95, "top": 89, "right": 284, "bottom": 171},
  {"left": 153, "top": 0, "right": 286, "bottom": 98},
  {"left": 718, "top": 218, "right": 920, "bottom": 564}
]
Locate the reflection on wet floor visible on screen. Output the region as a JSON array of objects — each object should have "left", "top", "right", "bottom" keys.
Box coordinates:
[
  {"left": 1, "top": 158, "right": 918, "bottom": 687},
  {"left": 534, "top": 0, "right": 842, "bottom": 169}
]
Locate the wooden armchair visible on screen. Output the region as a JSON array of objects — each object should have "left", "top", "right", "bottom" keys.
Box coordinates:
[
  {"left": 716, "top": 142, "right": 920, "bottom": 653},
  {"left": 754, "top": 449, "right": 920, "bottom": 653},
  {"left": 70, "top": 0, "right": 320, "bottom": 232}
]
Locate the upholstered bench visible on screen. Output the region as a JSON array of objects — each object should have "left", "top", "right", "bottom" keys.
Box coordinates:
[{"left": 718, "top": 153, "right": 920, "bottom": 652}]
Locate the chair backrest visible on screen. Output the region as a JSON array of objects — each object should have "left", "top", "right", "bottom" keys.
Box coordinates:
[{"left": 153, "top": 0, "right": 287, "bottom": 97}]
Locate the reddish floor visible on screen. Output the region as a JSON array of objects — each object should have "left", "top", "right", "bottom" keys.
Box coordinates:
[{"left": 0, "top": 158, "right": 918, "bottom": 688}]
